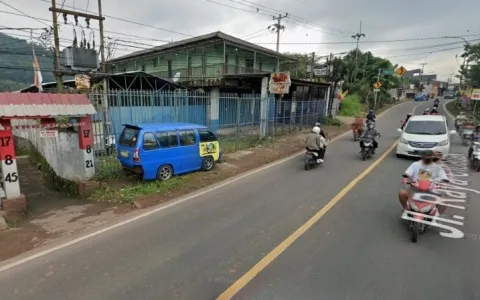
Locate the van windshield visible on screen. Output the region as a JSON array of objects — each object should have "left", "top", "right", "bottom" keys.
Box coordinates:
[
  {"left": 119, "top": 127, "right": 140, "bottom": 147},
  {"left": 404, "top": 120, "right": 446, "bottom": 135}
]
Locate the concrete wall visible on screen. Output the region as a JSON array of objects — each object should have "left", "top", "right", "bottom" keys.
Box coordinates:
[{"left": 12, "top": 120, "right": 94, "bottom": 182}]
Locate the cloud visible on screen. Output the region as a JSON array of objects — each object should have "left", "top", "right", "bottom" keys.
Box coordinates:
[{"left": 2, "top": 0, "right": 479, "bottom": 81}]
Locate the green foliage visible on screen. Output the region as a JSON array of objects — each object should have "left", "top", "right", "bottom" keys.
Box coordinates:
[
  {"left": 283, "top": 52, "right": 311, "bottom": 79},
  {"left": 0, "top": 33, "right": 55, "bottom": 91},
  {"left": 323, "top": 116, "right": 342, "bottom": 126},
  {"left": 459, "top": 42, "right": 480, "bottom": 87},
  {"left": 339, "top": 94, "right": 362, "bottom": 116}
]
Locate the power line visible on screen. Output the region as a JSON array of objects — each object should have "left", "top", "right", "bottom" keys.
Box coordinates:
[
  {"left": 0, "top": 9, "right": 175, "bottom": 44},
  {"left": 218, "top": 0, "right": 352, "bottom": 36},
  {"left": 0, "top": 0, "right": 51, "bottom": 27},
  {"left": 254, "top": 34, "right": 480, "bottom": 44},
  {"left": 40, "top": 0, "right": 193, "bottom": 37}
]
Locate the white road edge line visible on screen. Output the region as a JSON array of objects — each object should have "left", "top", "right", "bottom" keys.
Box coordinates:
[
  {"left": 443, "top": 98, "right": 456, "bottom": 121},
  {"left": 0, "top": 100, "right": 413, "bottom": 273}
]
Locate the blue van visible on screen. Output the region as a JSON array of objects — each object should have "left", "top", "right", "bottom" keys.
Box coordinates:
[{"left": 117, "top": 123, "right": 221, "bottom": 181}]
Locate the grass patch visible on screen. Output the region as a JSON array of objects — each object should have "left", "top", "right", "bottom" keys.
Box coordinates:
[
  {"left": 339, "top": 94, "right": 362, "bottom": 117},
  {"left": 91, "top": 173, "right": 195, "bottom": 203},
  {"left": 218, "top": 136, "right": 272, "bottom": 154},
  {"left": 323, "top": 116, "right": 342, "bottom": 126},
  {"left": 5, "top": 219, "right": 18, "bottom": 228},
  {"left": 93, "top": 154, "right": 123, "bottom": 181}
]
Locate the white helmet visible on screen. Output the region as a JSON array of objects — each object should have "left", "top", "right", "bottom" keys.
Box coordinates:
[{"left": 312, "top": 126, "right": 321, "bottom": 134}]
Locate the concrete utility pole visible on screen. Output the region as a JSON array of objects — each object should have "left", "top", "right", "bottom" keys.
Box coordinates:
[
  {"left": 50, "top": 0, "right": 62, "bottom": 91},
  {"left": 373, "top": 68, "right": 381, "bottom": 110},
  {"left": 420, "top": 62, "right": 428, "bottom": 84},
  {"left": 351, "top": 21, "right": 365, "bottom": 82},
  {"left": 269, "top": 13, "right": 288, "bottom": 69},
  {"left": 49, "top": 1, "right": 106, "bottom": 91},
  {"left": 310, "top": 52, "right": 315, "bottom": 81}
]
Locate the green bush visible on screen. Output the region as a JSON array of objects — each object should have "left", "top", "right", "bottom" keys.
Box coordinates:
[
  {"left": 323, "top": 116, "right": 342, "bottom": 126},
  {"left": 339, "top": 94, "right": 362, "bottom": 117}
]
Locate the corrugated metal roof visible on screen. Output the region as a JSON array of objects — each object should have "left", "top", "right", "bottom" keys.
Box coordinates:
[
  {"left": 0, "top": 93, "right": 96, "bottom": 117},
  {"left": 108, "top": 31, "right": 296, "bottom": 63}
]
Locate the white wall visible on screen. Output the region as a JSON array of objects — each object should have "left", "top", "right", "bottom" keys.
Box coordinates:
[{"left": 13, "top": 119, "right": 94, "bottom": 181}]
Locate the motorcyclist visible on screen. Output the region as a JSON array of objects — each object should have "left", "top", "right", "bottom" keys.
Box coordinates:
[
  {"left": 398, "top": 150, "right": 449, "bottom": 214},
  {"left": 315, "top": 121, "right": 327, "bottom": 139},
  {"left": 430, "top": 106, "right": 439, "bottom": 114},
  {"left": 359, "top": 122, "right": 379, "bottom": 154},
  {"left": 401, "top": 113, "right": 412, "bottom": 129},
  {"left": 305, "top": 126, "right": 327, "bottom": 164},
  {"left": 423, "top": 108, "right": 430, "bottom": 115},
  {"left": 433, "top": 98, "right": 440, "bottom": 106},
  {"left": 468, "top": 125, "right": 480, "bottom": 159},
  {"left": 455, "top": 111, "right": 468, "bottom": 129},
  {"left": 366, "top": 109, "right": 376, "bottom": 122}
]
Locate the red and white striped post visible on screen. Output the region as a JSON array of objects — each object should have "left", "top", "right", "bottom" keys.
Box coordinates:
[
  {"left": 78, "top": 116, "right": 95, "bottom": 178},
  {"left": 0, "top": 119, "right": 25, "bottom": 211}
]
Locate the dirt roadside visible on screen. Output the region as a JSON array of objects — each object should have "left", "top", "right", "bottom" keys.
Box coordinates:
[{"left": 0, "top": 101, "right": 404, "bottom": 262}]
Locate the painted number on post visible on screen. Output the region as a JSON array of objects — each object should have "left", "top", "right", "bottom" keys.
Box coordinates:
[
  {"left": 4, "top": 155, "right": 13, "bottom": 165},
  {"left": 83, "top": 130, "right": 90, "bottom": 138},
  {"left": 0, "top": 136, "right": 11, "bottom": 147},
  {"left": 85, "top": 160, "right": 94, "bottom": 168},
  {"left": 4, "top": 172, "right": 18, "bottom": 182}
]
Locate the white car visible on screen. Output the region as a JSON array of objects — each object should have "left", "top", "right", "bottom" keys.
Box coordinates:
[{"left": 396, "top": 115, "right": 457, "bottom": 158}]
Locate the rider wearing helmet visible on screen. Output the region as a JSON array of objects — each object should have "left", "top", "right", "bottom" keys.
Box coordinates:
[
  {"left": 455, "top": 111, "right": 468, "bottom": 128},
  {"left": 305, "top": 126, "right": 328, "bottom": 163},
  {"left": 359, "top": 121, "right": 379, "bottom": 154},
  {"left": 423, "top": 108, "right": 430, "bottom": 115},
  {"left": 366, "top": 109, "right": 376, "bottom": 122},
  {"left": 401, "top": 113, "right": 412, "bottom": 129},
  {"left": 430, "top": 106, "right": 439, "bottom": 114},
  {"left": 433, "top": 98, "right": 440, "bottom": 106},
  {"left": 398, "top": 150, "right": 449, "bottom": 213},
  {"left": 315, "top": 121, "right": 327, "bottom": 139},
  {"left": 468, "top": 125, "right": 480, "bottom": 159}
]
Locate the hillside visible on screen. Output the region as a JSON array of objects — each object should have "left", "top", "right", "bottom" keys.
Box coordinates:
[{"left": 0, "top": 33, "right": 55, "bottom": 91}]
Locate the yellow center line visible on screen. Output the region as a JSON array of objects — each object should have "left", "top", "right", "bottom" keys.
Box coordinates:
[{"left": 216, "top": 140, "right": 399, "bottom": 300}]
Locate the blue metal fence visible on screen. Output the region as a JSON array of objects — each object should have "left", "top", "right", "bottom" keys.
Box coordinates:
[{"left": 89, "top": 90, "right": 328, "bottom": 173}]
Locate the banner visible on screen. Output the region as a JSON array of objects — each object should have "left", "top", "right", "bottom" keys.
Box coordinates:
[
  {"left": 471, "top": 88, "right": 480, "bottom": 100},
  {"left": 269, "top": 72, "right": 291, "bottom": 94}
]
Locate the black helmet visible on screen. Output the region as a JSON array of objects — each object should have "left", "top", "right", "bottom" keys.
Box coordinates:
[
  {"left": 476, "top": 125, "right": 480, "bottom": 130},
  {"left": 407, "top": 113, "right": 412, "bottom": 117}
]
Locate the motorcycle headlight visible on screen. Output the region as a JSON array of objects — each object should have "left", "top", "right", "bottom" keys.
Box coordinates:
[
  {"left": 400, "top": 137, "right": 408, "bottom": 144},
  {"left": 438, "top": 139, "right": 448, "bottom": 146}
]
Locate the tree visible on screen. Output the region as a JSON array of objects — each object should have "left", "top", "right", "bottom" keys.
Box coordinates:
[{"left": 459, "top": 42, "right": 480, "bottom": 87}]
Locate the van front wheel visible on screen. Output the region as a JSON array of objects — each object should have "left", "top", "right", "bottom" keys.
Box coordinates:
[
  {"left": 201, "top": 156, "right": 215, "bottom": 171},
  {"left": 157, "top": 165, "right": 173, "bottom": 181}
]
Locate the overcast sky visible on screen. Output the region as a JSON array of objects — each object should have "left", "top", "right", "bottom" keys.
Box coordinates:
[{"left": 2, "top": 0, "right": 479, "bottom": 82}]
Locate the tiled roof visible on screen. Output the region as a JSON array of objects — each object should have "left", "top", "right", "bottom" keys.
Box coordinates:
[{"left": 0, "top": 93, "right": 96, "bottom": 117}]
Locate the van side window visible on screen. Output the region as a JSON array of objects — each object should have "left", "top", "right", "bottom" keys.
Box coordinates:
[
  {"left": 179, "top": 130, "right": 196, "bottom": 146},
  {"left": 198, "top": 129, "right": 217, "bottom": 142},
  {"left": 143, "top": 132, "right": 159, "bottom": 150},
  {"left": 156, "top": 131, "right": 179, "bottom": 148}
]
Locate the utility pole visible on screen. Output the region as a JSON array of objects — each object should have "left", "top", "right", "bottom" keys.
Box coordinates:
[
  {"left": 420, "top": 62, "right": 427, "bottom": 85},
  {"left": 351, "top": 21, "right": 365, "bottom": 82},
  {"left": 269, "top": 13, "right": 288, "bottom": 69},
  {"left": 50, "top": 0, "right": 62, "bottom": 91},
  {"left": 310, "top": 52, "right": 315, "bottom": 81},
  {"left": 49, "top": 2, "right": 106, "bottom": 91},
  {"left": 373, "top": 68, "right": 381, "bottom": 110}
]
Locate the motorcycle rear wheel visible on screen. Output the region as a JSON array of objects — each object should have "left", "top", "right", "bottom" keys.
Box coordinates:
[
  {"left": 304, "top": 157, "right": 312, "bottom": 170},
  {"left": 476, "top": 159, "right": 480, "bottom": 172},
  {"left": 411, "top": 222, "right": 420, "bottom": 243},
  {"left": 362, "top": 151, "right": 367, "bottom": 161}
]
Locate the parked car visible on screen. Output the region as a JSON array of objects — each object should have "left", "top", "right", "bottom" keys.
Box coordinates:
[
  {"left": 414, "top": 93, "right": 427, "bottom": 101},
  {"left": 396, "top": 115, "right": 456, "bottom": 158},
  {"left": 117, "top": 123, "right": 222, "bottom": 181},
  {"left": 444, "top": 91, "right": 455, "bottom": 99}
]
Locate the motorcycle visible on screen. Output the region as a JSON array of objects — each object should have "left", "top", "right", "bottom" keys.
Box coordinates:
[
  {"left": 360, "top": 138, "right": 375, "bottom": 161},
  {"left": 402, "top": 177, "right": 442, "bottom": 243},
  {"left": 461, "top": 125, "right": 474, "bottom": 146},
  {"left": 304, "top": 149, "right": 322, "bottom": 170},
  {"left": 351, "top": 119, "right": 364, "bottom": 141},
  {"left": 469, "top": 141, "right": 480, "bottom": 172},
  {"left": 455, "top": 120, "right": 465, "bottom": 132}
]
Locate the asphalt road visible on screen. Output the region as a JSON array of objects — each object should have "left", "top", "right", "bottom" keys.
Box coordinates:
[{"left": 1, "top": 98, "right": 479, "bottom": 300}]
